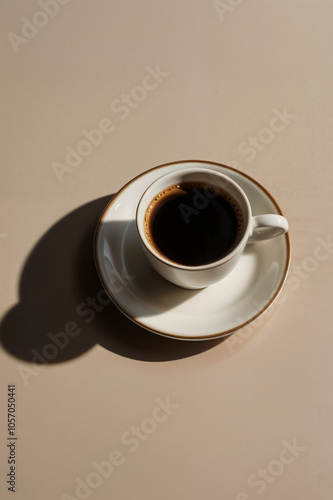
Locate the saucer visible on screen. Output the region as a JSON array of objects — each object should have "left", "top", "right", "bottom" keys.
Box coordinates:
[{"left": 94, "top": 161, "right": 291, "bottom": 340}]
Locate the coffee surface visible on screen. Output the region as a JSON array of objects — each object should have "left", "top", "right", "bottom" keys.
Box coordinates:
[{"left": 145, "top": 182, "right": 243, "bottom": 266}]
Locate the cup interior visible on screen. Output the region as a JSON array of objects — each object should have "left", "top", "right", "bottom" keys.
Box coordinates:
[{"left": 136, "top": 168, "right": 251, "bottom": 269}]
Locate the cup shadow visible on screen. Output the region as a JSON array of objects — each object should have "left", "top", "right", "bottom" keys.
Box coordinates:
[
  {"left": 99, "top": 218, "right": 205, "bottom": 318},
  {"left": 0, "top": 195, "right": 223, "bottom": 364}
]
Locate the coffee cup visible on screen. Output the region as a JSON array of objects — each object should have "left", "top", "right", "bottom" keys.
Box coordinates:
[{"left": 136, "top": 167, "right": 288, "bottom": 289}]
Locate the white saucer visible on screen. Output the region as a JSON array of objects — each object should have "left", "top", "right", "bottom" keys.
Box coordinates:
[{"left": 94, "top": 161, "right": 291, "bottom": 340}]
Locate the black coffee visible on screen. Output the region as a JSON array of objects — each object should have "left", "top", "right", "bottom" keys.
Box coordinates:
[{"left": 144, "top": 182, "right": 243, "bottom": 266}]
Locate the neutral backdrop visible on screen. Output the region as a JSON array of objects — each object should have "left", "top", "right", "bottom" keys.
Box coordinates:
[{"left": 1, "top": 1, "right": 332, "bottom": 499}]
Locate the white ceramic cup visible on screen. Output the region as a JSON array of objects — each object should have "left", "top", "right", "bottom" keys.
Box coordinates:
[{"left": 136, "top": 167, "right": 288, "bottom": 289}]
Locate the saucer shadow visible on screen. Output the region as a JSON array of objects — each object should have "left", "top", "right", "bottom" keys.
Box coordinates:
[{"left": 0, "top": 195, "right": 223, "bottom": 364}]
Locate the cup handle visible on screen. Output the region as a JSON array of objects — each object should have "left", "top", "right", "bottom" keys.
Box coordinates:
[{"left": 248, "top": 214, "right": 289, "bottom": 243}]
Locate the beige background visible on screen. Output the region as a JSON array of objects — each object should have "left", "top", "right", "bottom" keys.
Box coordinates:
[{"left": 1, "top": 0, "right": 332, "bottom": 499}]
